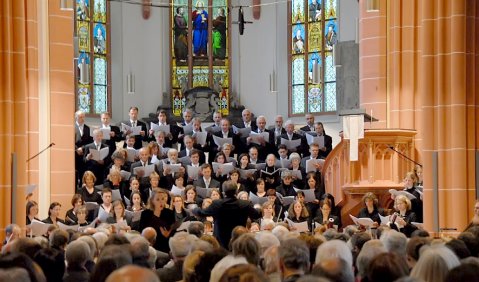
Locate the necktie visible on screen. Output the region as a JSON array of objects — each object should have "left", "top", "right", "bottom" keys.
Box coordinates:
[
  {"left": 205, "top": 179, "right": 209, "bottom": 188},
  {"left": 132, "top": 121, "right": 136, "bottom": 127},
  {"left": 96, "top": 144, "right": 100, "bottom": 151}
]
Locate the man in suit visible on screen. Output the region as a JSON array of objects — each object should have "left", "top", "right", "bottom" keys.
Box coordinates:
[
  {"left": 100, "top": 112, "right": 121, "bottom": 166},
  {"left": 234, "top": 109, "right": 258, "bottom": 154},
  {"left": 269, "top": 115, "right": 286, "bottom": 146},
  {"left": 193, "top": 164, "right": 220, "bottom": 189},
  {"left": 301, "top": 143, "right": 323, "bottom": 169},
  {"left": 75, "top": 111, "right": 93, "bottom": 188},
  {"left": 177, "top": 108, "right": 195, "bottom": 149},
  {"left": 192, "top": 181, "right": 261, "bottom": 248},
  {"left": 158, "top": 148, "right": 185, "bottom": 189},
  {"left": 179, "top": 135, "right": 206, "bottom": 165},
  {"left": 210, "top": 118, "right": 239, "bottom": 163},
  {"left": 130, "top": 147, "right": 158, "bottom": 193},
  {"left": 122, "top": 106, "right": 147, "bottom": 149},
  {"left": 314, "top": 122, "right": 333, "bottom": 158},
  {"left": 246, "top": 115, "right": 275, "bottom": 161},
  {"left": 205, "top": 111, "right": 222, "bottom": 133},
  {"left": 84, "top": 129, "right": 108, "bottom": 185},
  {"left": 277, "top": 120, "right": 307, "bottom": 156},
  {"left": 300, "top": 113, "right": 315, "bottom": 132},
  {"left": 148, "top": 109, "right": 181, "bottom": 148}
]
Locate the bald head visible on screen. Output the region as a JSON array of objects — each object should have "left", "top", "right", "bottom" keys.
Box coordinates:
[
  {"left": 141, "top": 227, "right": 157, "bottom": 246},
  {"left": 106, "top": 265, "right": 159, "bottom": 282}
]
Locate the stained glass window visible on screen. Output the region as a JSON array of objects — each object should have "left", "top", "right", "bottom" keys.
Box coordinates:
[
  {"left": 74, "top": 0, "right": 110, "bottom": 115},
  {"left": 171, "top": 0, "right": 231, "bottom": 117},
  {"left": 289, "top": 0, "right": 337, "bottom": 115}
]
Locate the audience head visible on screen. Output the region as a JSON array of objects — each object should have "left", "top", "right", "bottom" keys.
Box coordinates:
[
  {"left": 366, "top": 252, "right": 409, "bottom": 282},
  {"left": 356, "top": 239, "right": 387, "bottom": 279},
  {"left": 210, "top": 255, "right": 248, "bottom": 282},
  {"left": 410, "top": 244, "right": 460, "bottom": 282},
  {"left": 106, "top": 265, "right": 159, "bottom": 282},
  {"left": 169, "top": 232, "right": 196, "bottom": 260},
  {"left": 34, "top": 247, "right": 65, "bottom": 282},
  {"left": 278, "top": 238, "right": 310, "bottom": 275},
  {"left": 380, "top": 230, "right": 408, "bottom": 258},
  {"left": 65, "top": 239, "right": 90, "bottom": 268},
  {"left": 312, "top": 257, "right": 354, "bottom": 282},
  {"left": 232, "top": 233, "right": 261, "bottom": 265},
  {"left": 315, "top": 239, "right": 353, "bottom": 269}
]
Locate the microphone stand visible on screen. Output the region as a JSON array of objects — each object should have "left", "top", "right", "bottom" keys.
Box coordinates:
[
  {"left": 26, "top": 143, "right": 55, "bottom": 162},
  {"left": 387, "top": 145, "right": 422, "bottom": 167}
]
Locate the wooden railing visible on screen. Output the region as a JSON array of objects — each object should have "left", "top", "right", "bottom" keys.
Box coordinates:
[{"left": 321, "top": 129, "right": 417, "bottom": 224}]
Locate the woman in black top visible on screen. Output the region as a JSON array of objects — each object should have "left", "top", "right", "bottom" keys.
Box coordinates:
[
  {"left": 65, "top": 194, "right": 85, "bottom": 225},
  {"left": 388, "top": 195, "right": 418, "bottom": 237},
  {"left": 42, "top": 202, "right": 65, "bottom": 225},
  {"left": 139, "top": 189, "right": 175, "bottom": 252},
  {"left": 357, "top": 192, "right": 384, "bottom": 227},
  {"left": 26, "top": 200, "right": 39, "bottom": 225},
  {"left": 78, "top": 171, "right": 102, "bottom": 204}
]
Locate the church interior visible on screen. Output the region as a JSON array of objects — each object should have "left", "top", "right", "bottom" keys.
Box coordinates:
[{"left": 0, "top": 0, "right": 478, "bottom": 242}]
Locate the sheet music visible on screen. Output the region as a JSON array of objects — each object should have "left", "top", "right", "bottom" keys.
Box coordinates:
[
  {"left": 90, "top": 147, "right": 109, "bottom": 161},
  {"left": 285, "top": 218, "right": 309, "bottom": 232},
  {"left": 58, "top": 222, "right": 79, "bottom": 231},
  {"left": 205, "top": 125, "right": 222, "bottom": 134},
  {"left": 212, "top": 135, "right": 233, "bottom": 147},
  {"left": 379, "top": 214, "right": 389, "bottom": 225},
  {"left": 100, "top": 128, "right": 111, "bottom": 140},
  {"left": 186, "top": 165, "right": 201, "bottom": 180},
  {"left": 233, "top": 125, "right": 251, "bottom": 136},
  {"left": 111, "top": 189, "right": 121, "bottom": 201},
  {"left": 125, "top": 210, "right": 142, "bottom": 222},
  {"left": 193, "top": 132, "right": 208, "bottom": 146},
  {"left": 238, "top": 169, "right": 257, "bottom": 179},
  {"left": 289, "top": 169, "right": 302, "bottom": 180},
  {"left": 349, "top": 214, "right": 376, "bottom": 227},
  {"left": 97, "top": 207, "right": 110, "bottom": 222},
  {"left": 171, "top": 185, "right": 186, "bottom": 196},
  {"left": 150, "top": 123, "right": 170, "bottom": 134},
  {"left": 276, "top": 159, "right": 291, "bottom": 169},
  {"left": 133, "top": 164, "right": 156, "bottom": 177},
  {"left": 251, "top": 163, "right": 266, "bottom": 171},
  {"left": 249, "top": 132, "right": 270, "bottom": 144},
  {"left": 121, "top": 123, "right": 142, "bottom": 136},
  {"left": 26, "top": 184, "right": 37, "bottom": 195},
  {"left": 282, "top": 196, "right": 295, "bottom": 206},
  {"left": 29, "top": 219, "right": 51, "bottom": 237},
  {"left": 196, "top": 187, "right": 212, "bottom": 198},
  {"left": 123, "top": 196, "right": 131, "bottom": 207},
  {"left": 302, "top": 189, "right": 316, "bottom": 203},
  {"left": 249, "top": 192, "right": 269, "bottom": 205},
  {"left": 164, "top": 163, "right": 182, "bottom": 173},
  {"left": 126, "top": 148, "right": 138, "bottom": 162},
  {"left": 305, "top": 133, "right": 324, "bottom": 147},
  {"left": 183, "top": 124, "right": 193, "bottom": 135},
  {"left": 305, "top": 159, "right": 325, "bottom": 173},
  {"left": 176, "top": 221, "right": 191, "bottom": 232},
  {"left": 212, "top": 162, "right": 235, "bottom": 176},
  {"left": 280, "top": 138, "right": 302, "bottom": 150}
]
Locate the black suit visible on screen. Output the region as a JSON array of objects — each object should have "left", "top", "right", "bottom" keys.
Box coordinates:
[
  {"left": 102, "top": 125, "right": 122, "bottom": 164},
  {"left": 75, "top": 124, "right": 93, "bottom": 187},
  {"left": 248, "top": 128, "right": 275, "bottom": 161},
  {"left": 211, "top": 129, "right": 240, "bottom": 163},
  {"left": 318, "top": 134, "right": 333, "bottom": 158},
  {"left": 276, "top": 133, "right": 307, "bottom": 156},
  {"left": 179, "top": 148, "right": 206, "bottom": 164},
  {"left": 233, "top": 121, "right": 257, "bottom": 154},
  {"left": 121, "top": 120, "right": 148, "bottom": 149},
  {"left": 193, "top": 197, "right": 261, "bottom": 248},
  {"left": 84, "top": 142, "right": 109, "bottom": 185},
  {"left": 300, "top": 124, "right": 315, "bottom": 132}
]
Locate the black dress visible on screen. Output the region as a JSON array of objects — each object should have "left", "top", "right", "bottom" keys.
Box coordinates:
[{"left": 139, "top": 209, "right": 175, "bottom": 252}]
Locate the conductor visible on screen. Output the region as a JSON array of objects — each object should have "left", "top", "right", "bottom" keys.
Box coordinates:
[{"left": 193, "top": 180, "right": 261, "bottom": 248}]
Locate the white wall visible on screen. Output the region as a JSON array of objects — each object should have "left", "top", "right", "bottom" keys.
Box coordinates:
[{"left": 109, "top": 0, "right": 358, "bottom": 146}]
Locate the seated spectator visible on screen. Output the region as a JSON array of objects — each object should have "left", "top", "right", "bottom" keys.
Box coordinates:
[
  {"left": 278, "top": 238, "right": 310, "bottom": 282},
  {"left": 64, "top": 240, "right": 91, "bottom": 282},
  {"left": 365, "top": 252, "right": 409, "bottom": 282},
  {"left": 410, "top": 244, "right": 460, "bottom": 282}
]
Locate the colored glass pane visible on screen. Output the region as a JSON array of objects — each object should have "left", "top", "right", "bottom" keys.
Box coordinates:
[
  {"left": 292, "top": 85, "right": 305, "bottom": 114},
  {"left": 325, "top": 82, "right": 336, "bottom": 111},
  {"left": 77, "top": 21, "right": 90, "bottom": 52},
  {"left": 78, "top": 87, "right": 91, "bottom": 113},
  {"left": 324, "top": 52, "right": 335, "bottom": 82},
  {"left": 307, "top": 53, "right": 321, "bottom": 83},
  {"left": 212, "top": 0, "right": 227, "bottom": 60},
  {"left": 93, "top": 56, "right": 107, "bottom": 85},
  {"left": 308, "top": 86, "right": 322, "bottom": 112},
  {"left": 292, "top": 24, "right": 305, "bottom": 54},
  {"left": 93, "top": 0, "right": 106, "bottom": 23},
  {"left": 325, "top": 0, "right": 337, "bottom": 19},
  {"left": 292, "top": 56, "right": 305, "bottom": 85},
  {"left": 77, "top": 52, "right": 91, "bottom": 84},
  {"left": 76, "top": 0, "right": 90, "bottom": 21},
  {"left": 308, "top": 0, "right": 322, "bottom": 22},
  {"left": 94, "top": 85, "right": 107, "bottom": 114},
  {"left": 93, "top": 23, "right": 107, "bottom": 54},
  {"left": 325, "top": 19, "right": 337, "bottom": 51},
  {"left": 292, "top": 0, "right": 305, "bottom": 23},
  {"left": 192, "top": 67, "right": 209, "bottom": 87},
  {"left": 173, "top": 0, "right": 189, "bottom": 63},
  {"left": 308, "top": 22, "right": 322, "bottom": 52},
  {"left": 191, "top": 1, "right": 209, "bottom": 57}
]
